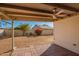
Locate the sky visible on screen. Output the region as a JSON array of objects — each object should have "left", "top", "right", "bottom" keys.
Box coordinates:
[{"left": 0, "top": 20, "right": 53, "bottom": 28}]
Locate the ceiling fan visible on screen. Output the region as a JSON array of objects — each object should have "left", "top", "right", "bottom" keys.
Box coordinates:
[{"left": 52, "top": 8, "right": 68, "bottom": 19}]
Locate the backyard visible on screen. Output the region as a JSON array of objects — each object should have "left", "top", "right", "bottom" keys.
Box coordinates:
[
  {"left": 0, "top": 19, "right": 53, "bottom": 56},
  {"left": 0, "top": 3, "right": 79, "bottom": 56},
  {"left": 0, "top": 35, "right": 54, "bottom": 56}
]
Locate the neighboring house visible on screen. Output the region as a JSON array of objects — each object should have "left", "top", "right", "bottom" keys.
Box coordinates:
[{"left": 32, "top": 24, "right": 53, "bottom": 30}]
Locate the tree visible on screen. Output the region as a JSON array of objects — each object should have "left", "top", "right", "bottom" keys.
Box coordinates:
[
  {"left": 15, "top": 24, "right": 30, "bottom": 36},
  {"left": 35, "top": 28, "right": 42, "bottom": 36}
]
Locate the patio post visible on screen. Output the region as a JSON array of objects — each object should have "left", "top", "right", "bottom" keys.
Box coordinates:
[{"left": 11, "top": 20, "right": 15, "bottom": 50}]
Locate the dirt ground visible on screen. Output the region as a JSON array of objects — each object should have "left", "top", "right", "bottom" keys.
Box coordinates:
[{"left": 0, "top": 35, "right": 54, "bottom": 55}]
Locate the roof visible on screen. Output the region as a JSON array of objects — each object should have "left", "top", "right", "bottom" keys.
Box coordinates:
[
  {"left": 0, "top": 3, "right": 79, "bottom": 22},
  {"left": 32, "top": 24, "right": 53, "bottom": 30},
  {"left": 39, "top": 24, "right": 53, "bottom": 29}
]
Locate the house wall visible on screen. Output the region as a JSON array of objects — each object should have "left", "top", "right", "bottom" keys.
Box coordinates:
[{"left": 54, "top": 15, "right": 79, "bottom": 54}]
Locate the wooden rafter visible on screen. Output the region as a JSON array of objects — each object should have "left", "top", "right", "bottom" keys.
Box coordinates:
[
  {"left": 0, "top": 8, "right": 11, "bottom": 20},
  {"left": 0, "top": 3, "right": 53, "bottom": 14},
  {"left": 4, "top": 11, "right": 51, "bottom": 17}
]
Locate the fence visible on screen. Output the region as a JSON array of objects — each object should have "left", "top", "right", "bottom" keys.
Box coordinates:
[{"left": 0, "top": 29, "right": 53, "bottom": 37}]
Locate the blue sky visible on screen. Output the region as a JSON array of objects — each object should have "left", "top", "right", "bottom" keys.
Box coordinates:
[{"left": 0, "top": 20, "right": 53, "bottom": 28}]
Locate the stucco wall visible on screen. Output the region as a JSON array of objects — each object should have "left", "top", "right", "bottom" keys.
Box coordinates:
[{"left": 54, "top": 15, "right": 79, "bottom": 54}]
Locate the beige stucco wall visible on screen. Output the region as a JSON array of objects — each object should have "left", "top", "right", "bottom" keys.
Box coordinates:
[{"left": 54, "top": 15, "right": 79, "bottom": 54}]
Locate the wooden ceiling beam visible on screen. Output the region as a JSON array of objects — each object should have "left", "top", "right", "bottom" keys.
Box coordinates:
[
  {"left": 0, "top": 3, "right": 53, "bottom": 14},
  {"left": 0, "top": 14, "right": 53, "bottom": 22},
  {"left": 0, "top": 10, "right": 11, "bottom": 20},
  {"left": 4, "top": 11, "right": 51, "bottom": 17}
]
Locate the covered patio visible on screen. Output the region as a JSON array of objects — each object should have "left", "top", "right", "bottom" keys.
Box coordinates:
[{"left": 0, "top": 3, "right": 79, "bottom": 56}]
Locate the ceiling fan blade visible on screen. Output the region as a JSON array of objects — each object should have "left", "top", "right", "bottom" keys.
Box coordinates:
[
  {"left": 56, "top": 10, "right": 64, "bottom": 15},
  {"left": 52, "top": 15, "right": 57, "bottom": 19},
  {"left": 56, "top": 14, "right": 67, "bottom": 17}
]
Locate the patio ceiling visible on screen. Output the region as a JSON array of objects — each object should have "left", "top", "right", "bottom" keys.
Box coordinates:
[{"left": 0, "top": 3, "right": 79, "bottom": 22}]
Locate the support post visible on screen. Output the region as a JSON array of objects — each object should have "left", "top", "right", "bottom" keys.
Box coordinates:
[{"left": 12, "top": 20, "right": 15, "bottom": 50}]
